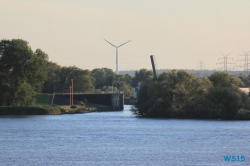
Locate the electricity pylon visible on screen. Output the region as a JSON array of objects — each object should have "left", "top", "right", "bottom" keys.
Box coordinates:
[
  {"left": 238, "top": 50, "right": 250, "bottom": 76},
  {"left": 216, "top": 53, "right": 234, "bottom": 72},
  {"left": 197, "top": 60, "right": 205, "bottom": 78}
]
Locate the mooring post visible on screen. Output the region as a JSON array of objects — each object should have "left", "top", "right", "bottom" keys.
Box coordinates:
[{"left": 51, "top": 93, "right": 55, "bottom": 104}]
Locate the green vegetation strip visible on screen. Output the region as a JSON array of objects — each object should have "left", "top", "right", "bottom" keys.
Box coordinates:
[
  {"left": 0, "top": 106, "right": 62, "bottom": 115},
  {"left": 60, "top": 105, "right": 97, "bottom": 114}
]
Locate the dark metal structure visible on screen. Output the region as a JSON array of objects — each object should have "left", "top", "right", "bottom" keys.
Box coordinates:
[
  {"left": 51, "top": 93, "right": 124, "bottom": 111},
  {"left": 150, "top": 55, "right": 158, "bottom": 80}
]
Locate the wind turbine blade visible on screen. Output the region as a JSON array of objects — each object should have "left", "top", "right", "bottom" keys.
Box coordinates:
[
  {"left": 104, "top": 39, "right": 116, "bottom": 47},
  {"left": 117, "top": 40, "right": 131, "bottom": 48}
]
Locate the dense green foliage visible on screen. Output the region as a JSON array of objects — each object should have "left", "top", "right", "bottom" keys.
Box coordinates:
[
  {"left": 132, "top": 69, "right": 153, "bottom": 87},
  {"left": 43, "top": 66, "right": 133, "bottom": 97},
  {"left": 0, "top": 39, "right": 49, "bottom": 106},
  {"left": 43, "top": 64, "right": 95, "bottom": 93},
  {"left": 131, "top": 70, "right": 250, "bottom": 120},
  {"left": 34, "top": 93, "right": 51, "bottom": 105},
  {"left": 238, "top": 74, "right": 250, "bottom": 87},
  {"left": 90, "top": 68, "right": 133, "bottom": 97},
  {"left": 91, "top": 68, "right": 116, "bottom": 89}
]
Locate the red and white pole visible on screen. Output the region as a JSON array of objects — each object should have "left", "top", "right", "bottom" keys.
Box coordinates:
[
  {"left": 71, "top": 79, "right": 74, "bottom": 105},
  {"left": 69, "top": 86, "right": 72, "bottom": 106}
]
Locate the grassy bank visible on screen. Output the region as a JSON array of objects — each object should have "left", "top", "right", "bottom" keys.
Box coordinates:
[
  {"left": 60, "top": 105, "right": 97, "bottom": 114},
  {"left": 0, "top": 106, "right": 62, "bottom": 115},
  {"left": 0, "top": 94, "right": 113, "bottom": 115},
  {"left": 0, "top": 94, "right": 62, "bottom": 115},
  {"left": 34, "top": 93, "right": 102, "bottom": 114}
]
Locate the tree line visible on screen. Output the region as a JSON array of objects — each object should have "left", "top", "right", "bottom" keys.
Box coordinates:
[
  {"left": 0, "top": 39, "right": 49, "bottom": 106},
  {"left": 131, "top": 70, "right": 250, "bottom": 120},
  {"left": 0, "top": 39, "right": 153, "bottom": 106}
]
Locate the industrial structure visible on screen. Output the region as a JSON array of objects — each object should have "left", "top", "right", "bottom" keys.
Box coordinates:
[
  {"left": 237, "top": 50, "right": 250, "bottom": 76},
  {"left": 150, "top": 55, "right": 158, "bottom": 80},
  {"left": 216, "top": 53, "right": 234, "bottom": 72}
]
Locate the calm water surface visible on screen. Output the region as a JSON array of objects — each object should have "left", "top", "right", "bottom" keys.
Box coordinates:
[{"left": 0, "top": 105, "right": 250, "bottom": 166}]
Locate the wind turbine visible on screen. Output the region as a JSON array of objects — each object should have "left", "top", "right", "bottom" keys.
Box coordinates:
[{"left": 104, "top": 39, "right": 131, "bottom": 74}]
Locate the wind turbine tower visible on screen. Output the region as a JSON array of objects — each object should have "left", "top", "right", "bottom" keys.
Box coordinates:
[{"left": 104, "top": 39, "right": 131, "bottom": 74}]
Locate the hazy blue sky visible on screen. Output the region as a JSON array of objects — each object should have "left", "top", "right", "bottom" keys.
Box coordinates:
[{"left": 1, "top": 0, "right": 250, "bottom": 72}]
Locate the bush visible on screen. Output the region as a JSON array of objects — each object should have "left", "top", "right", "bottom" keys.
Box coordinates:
[
  {"left": 41, "top": 106, "right": 62, "bottom": 114},
  {"left": 70, "top": 105, "right": 77, "bottom": 109},
  {"left": 84, "top": 98, "right": 88, "bottom": 105},
  {"left": 79, "top": 101, "right": 85, "bottom": 107},
  {"left": 60, "top": 108, "right": 66, "bottom": 114}
]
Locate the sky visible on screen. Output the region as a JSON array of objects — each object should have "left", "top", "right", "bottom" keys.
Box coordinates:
[{"left": 1, "top": 0, "right": 250, "bottom": 72}]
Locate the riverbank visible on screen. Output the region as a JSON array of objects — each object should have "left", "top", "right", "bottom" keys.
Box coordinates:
[
  {"left": 0, "top": 105, "right": 114, "bottom": 115},
  {"left": 0, "top": 103, "right": 120, "bottom": 115},
  {"left": 60, "top": 105, "right": 97, "bottom": 114},
  {"left": 0, "top": 93, "right": 124, "bottom": 115},
  {"left": 0, "top": 106, "right": 62, "bottom": 115}
]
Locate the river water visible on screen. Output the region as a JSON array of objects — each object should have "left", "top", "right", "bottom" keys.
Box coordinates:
[{"left": 0, "top": 105, "right": 250, "bottom": 166}]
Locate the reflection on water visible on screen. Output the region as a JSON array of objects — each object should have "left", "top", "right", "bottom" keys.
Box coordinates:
[{"left": 0, "top": 105, "right": 250, "bottom": 166}]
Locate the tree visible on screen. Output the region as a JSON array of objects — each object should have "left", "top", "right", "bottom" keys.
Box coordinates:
[
  {"left": 114, "top": 74, "right": 133, "bottom": 97},
  {"left": 133, "top": 70, "right": 250, "bottom": 119},
  {"left": 156, "top": 70, "right": 199, "bottom": 117},
  {"left": 64, "top": 67, "right": 95, "bottom": 93},
  {"left": 0, "top": 39, "right": 49, "bottom": 106},
  {"left": 118, "top": 83, "right": 132, "bottom": 98},
  {"left": 132, "top": 70, "right": 200, "bottom": 117},
  {"left": 91, "top": 68, "right": 116, "bottom": 89},
  {"left": 30, "top": 49, "right": 50, "bottom": 91},
  {"left": 123, "top": 74, "right": 133, "bottom": 86},
  {"left": 43, "top": 65, "right": 99, "bottom": 93},
  {"left": 208, "top": 71, "right": 243, "bottom": 88},
  {"left": 91, "top": 68, "right": 107, "bottom": 89},
  {"left": 132, "top": 69, "right": 153, "bottom": 87},
  {"left": 131, "top": 79, "right": 157, "bottom": 117},
  {"left": 203, "top": 87, "right": 243, "bottom": 119},
  {"left": 238, "top": 74, "right": 250, "bottom": 87},
  {"left": 42, "top": 62, "right": 62, "bottom": 93},
  {"left": 204, "top": 72, "right": 246, "bottom": 119},
  {"left": 91, "top": 68, "right": 133, "bottom": 97}
]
